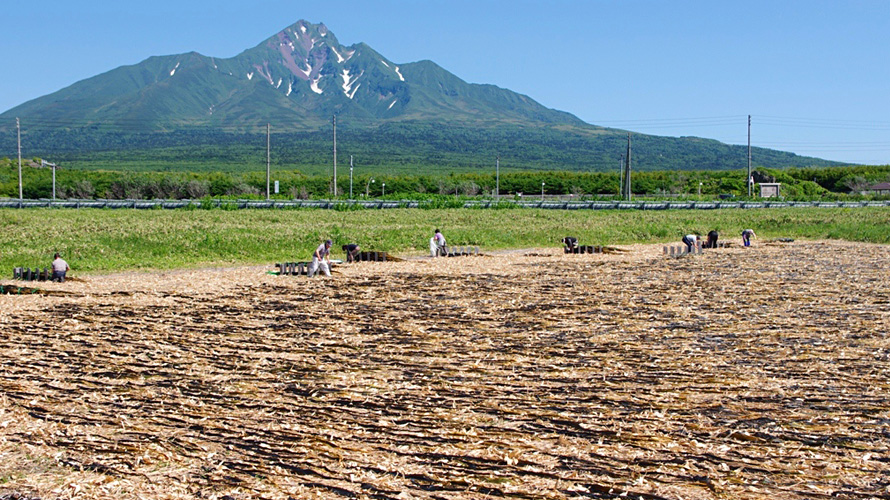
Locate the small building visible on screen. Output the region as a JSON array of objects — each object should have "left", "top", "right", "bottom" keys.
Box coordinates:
[
  {"left": 759, "top": 183, "right": 781, "bottom": 198},
  {"left": 867, "top": 182, "right": 890, "bottom": 195}
]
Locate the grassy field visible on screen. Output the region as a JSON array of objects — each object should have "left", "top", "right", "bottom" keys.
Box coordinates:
[{"left": 1, "top": 206, "right": 889, "bottom": 273}]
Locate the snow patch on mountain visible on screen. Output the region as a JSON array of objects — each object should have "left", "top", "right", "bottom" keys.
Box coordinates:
[
  {"left": 331, "top": 47, "right": 345, "bottom": 64},
  {"left": 341, "top": 69, "right": 353, "bottom": 91},
  {"left": 388, "top": 99, "right": 397, "bottom": 110},
  {"left": 341, "top": 69, "right": 364, "bottom": 98},
  {"left": 287, "top": 81, "right": 293, "bottom": 96},
  {"left": 347, "top": 83, "right": 361, "bottom": 99},
  {"left": 170, "top": 62, "right": 180, "bottom": 76},
  {"left": 394, "top": 66, "right": 405, "bottom": 82},
  {"left": 311, "top": 76, "right": 323, "bottom": 94},
  {"left": 276, "top": 78, "right": 282, "bottom": 89},
  {"left": 381, "top": 60, "right": 390, "bottom": 68},
  {"left": 247, "top": 72, "right": 254, "bottom": 80}
]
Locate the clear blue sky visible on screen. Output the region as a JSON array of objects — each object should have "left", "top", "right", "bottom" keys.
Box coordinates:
[{"left": 3, "top": 0, "right": 889, "bottom": 164}]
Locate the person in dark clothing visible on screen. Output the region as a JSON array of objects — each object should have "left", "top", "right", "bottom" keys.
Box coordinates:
[
  {"left": 562, "top": 236, "right": 578, "bottom": 253},
  {"left": 342, "top": 243, "right": 361, "bottom": 263},
  {"left": 706, "top": 230, "right": 719, "bottom": 249}
]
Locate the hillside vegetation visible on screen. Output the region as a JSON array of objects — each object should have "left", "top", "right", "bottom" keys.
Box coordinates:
[{"left": 0, "top": 123, "right": 844, "bottom": 175}]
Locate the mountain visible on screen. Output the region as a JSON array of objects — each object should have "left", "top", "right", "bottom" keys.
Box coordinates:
[
  {"left": 0, "top": 20, "right": 844, "bottom": 172},
  {"left": 3, "top": 20, "right": 583, "bottom": 131}
]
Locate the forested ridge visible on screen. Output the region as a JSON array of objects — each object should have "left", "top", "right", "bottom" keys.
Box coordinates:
[{"left": 0, "top": 122, "right": 843, "bottom": 176}]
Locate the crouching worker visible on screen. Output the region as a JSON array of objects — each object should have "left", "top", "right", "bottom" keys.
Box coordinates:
[
  {"left": 682, "top": 233, "right": 698, "bottom": 253},
  {"left": 705, "top": 230, "right": 719, "bottom": 249},
  {"left": 308, "top": 240, "right": 333, "bottom": 277},
  {"left": 342, "top": 243, "right": 361, "bottom": 263},
  {"left": 562, "top": 236, "right": 578, "bottom": 253},
  {"left": 51, "top": 253, "right": 70, "bottom": 282}
]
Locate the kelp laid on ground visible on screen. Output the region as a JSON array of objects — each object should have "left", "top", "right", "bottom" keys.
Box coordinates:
[{"left": 0, "top": 241, "right": 888, "bottom": 499}]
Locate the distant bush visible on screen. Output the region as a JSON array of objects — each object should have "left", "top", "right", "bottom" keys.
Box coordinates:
[{"left": 418, "top": 198, "right": 467, "bottom": 209}]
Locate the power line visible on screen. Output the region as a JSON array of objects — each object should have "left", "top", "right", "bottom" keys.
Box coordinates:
[
  {"left": 593, "top": 115, "right": 743, "bottom": 130},
  {"left": 757, "top": 144, "right": 890, "bottom": 152},
  {"left": 758, "top": 115, "right": 890, "bottom": 130}
]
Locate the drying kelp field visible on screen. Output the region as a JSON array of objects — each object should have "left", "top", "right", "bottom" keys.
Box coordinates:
[{"left": 1, "top": 239, "right": 888, "bottom": 500}]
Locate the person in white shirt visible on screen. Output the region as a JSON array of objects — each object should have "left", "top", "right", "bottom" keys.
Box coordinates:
[
  {"left": 51, "top": 253, "right": 70, "bottom": 282},
  {"left": 308, "top": 240, "right": 333, "bottom": 277},
  {"left": 741, "top": 228, "right": 757, "bottom": 247},
  {"left": 682, "top": 234, "right": 698, "bottom": 253}
]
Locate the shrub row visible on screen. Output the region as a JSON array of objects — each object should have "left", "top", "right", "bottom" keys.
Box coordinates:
[{"left": 1, "top": 158, "right": 889, "bottom": 201}]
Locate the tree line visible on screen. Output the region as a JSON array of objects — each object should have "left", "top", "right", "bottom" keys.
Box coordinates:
[{"left": 2, "top": 157, "right": 889, "bottom": 201}]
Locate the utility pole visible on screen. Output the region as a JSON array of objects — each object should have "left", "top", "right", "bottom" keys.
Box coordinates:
[
  {"left": 747, "top": 115, "right": 752, "bottom": 197},
  {"left": 495, "top": 155, "right": 500, "bottom": 199},
  {"left": 17, "top": 118, "right": 22, "bottom": 202},
  {"left": 349, "top": 155, "right": 354, "bottom": 198},
  {"left": 624, "top": 133, "right": 632, "bottom": 201},
  {"left": 266, "top": 123, "right": 271, "bottom": 200},
  {"left": 618, "top": 155, "right": 624, "bottom": 198},
  {"left": 332, "top": 115, "right": 337, "bottom": 197}
]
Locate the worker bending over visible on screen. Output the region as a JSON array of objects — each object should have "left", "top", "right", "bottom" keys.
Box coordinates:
[
  {"left": 308, "top": 240, "right": 333, "bottom": 277},
  {"left": 343, "top": 243, "right": 361, "bottom": 263}
]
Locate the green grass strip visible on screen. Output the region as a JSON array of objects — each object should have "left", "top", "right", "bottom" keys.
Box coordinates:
[{"left": 1, "top": 207, "right": 888, "bottom": 274}]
